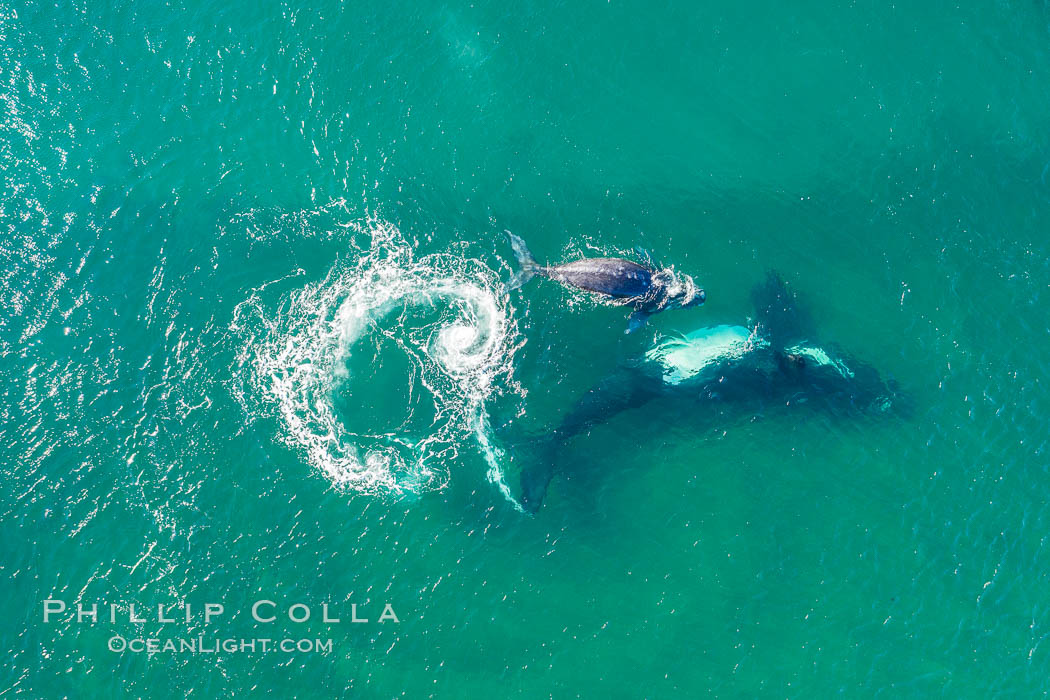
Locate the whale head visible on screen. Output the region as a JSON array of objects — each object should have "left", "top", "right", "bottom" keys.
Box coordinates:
[{"left": 655, "top": 269, "right": 705, "bottom": 310}]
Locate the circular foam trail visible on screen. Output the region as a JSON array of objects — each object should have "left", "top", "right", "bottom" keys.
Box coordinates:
[{"left": 233, "top": 217, "right": 523, "bottom": 507}]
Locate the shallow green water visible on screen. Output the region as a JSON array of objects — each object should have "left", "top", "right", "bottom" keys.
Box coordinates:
[{"left": 3, "top": 0, "right": 1050, "bottom": 696}]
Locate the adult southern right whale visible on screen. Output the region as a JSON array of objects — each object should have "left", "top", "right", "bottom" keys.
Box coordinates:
[
  {"left": 506, "top": 232, "right": 705, "bottom": 333},
  {"left": 512, "top": 271, "right": 909, "bottom": 512}
]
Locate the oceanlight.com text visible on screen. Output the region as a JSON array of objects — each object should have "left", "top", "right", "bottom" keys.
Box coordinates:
[{"left": 108, "top": 635, "right": 333, "bottom": 654}]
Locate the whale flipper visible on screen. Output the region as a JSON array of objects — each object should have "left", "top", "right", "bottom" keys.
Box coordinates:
[
  {"left": 507, "top": 232, "right": 541, "bottom": 290},
  {"left": 626, "top": 309, "right": 651, "bottom": 334}
]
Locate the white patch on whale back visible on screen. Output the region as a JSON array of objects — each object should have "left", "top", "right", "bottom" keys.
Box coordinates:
[{"left": 645, "top": 325, "right": 767, "bottom": 385}]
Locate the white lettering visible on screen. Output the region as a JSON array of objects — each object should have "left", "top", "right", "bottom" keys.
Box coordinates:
[
  {"left": 379, "top": 604, "right": 399, "bottom": 623},
  {"left": 43, "top": 599, "right": 65, "bottom": 622},
  {"left": 78, "top": 603, "right": 97, "bottom": 623},
  {"left": 204, "top": 603, "right": 224, "bottom": 623},
  {"left": 252, "top": 600, "right": 276, "bottom": 623},
  {"left": 288, "top": 603, "right": 310, "bottom": 623}
]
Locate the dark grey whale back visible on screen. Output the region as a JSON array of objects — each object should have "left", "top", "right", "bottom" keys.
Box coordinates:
[{"left": 544, "top": 258, "right": 654, "bottom": 298}]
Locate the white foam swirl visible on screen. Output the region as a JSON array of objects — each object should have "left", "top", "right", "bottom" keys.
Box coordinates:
[{"left": 233, "top": 217, "right": 522, "bottom": 505}]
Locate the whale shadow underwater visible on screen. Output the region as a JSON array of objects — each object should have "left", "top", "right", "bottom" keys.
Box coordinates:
[{"left": 514, "top": 271, "right": 910, "bottom": 513}]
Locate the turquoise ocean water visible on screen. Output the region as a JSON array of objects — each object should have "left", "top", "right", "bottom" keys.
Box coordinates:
[{"left": 3, "top": 1, "right": 1050, "bottom": 696}]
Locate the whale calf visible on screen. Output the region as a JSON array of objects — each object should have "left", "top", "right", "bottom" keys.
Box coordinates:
[
  {"left": 513, "top": 271, "right": 907, "bottom": 512},
  {"left": 506, "top": 232, "right": 705, "bottom": 333}
]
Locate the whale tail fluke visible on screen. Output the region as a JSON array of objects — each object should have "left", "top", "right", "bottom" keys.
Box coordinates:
[{"left": 507, "top": 231, "right": 541, "bottom": 290}]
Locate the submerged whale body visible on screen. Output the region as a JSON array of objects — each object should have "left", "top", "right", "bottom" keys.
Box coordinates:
[
  {"left": 516, "top": 271, "right": 906, "bottom": 512},
  {"left": 506, "top": 232, "right": 705, "bottom": 333}
]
